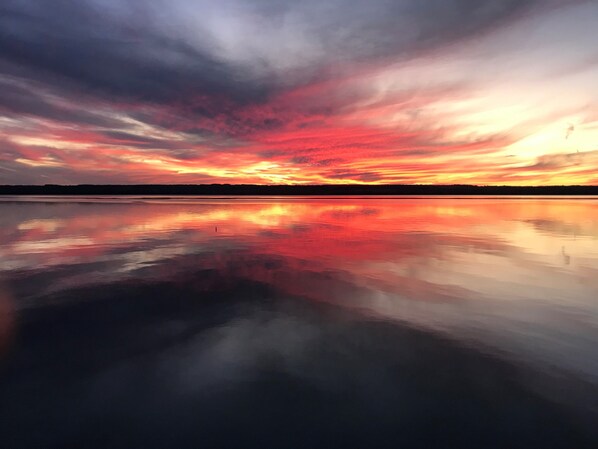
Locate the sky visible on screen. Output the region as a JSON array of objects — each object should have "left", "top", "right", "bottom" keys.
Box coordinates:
[{"left": 0, "top": 0, "right": 597, "bottom": 185}]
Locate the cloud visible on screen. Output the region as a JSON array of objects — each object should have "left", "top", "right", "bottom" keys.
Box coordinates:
[
  {"left": 0, "top": 77, "right": 124, "bottom": 128},
  {"left": 516, "top": 150, "right": 598, "bottom": 171},
  {"left": 326, "top": 169, "right": 382, "bottom": 182},
  {"left": 0, "top": 0, "right": 545, "bottom": 108},
  {"left": 0, "top": 0, "right": 595, "bottom": 185}
]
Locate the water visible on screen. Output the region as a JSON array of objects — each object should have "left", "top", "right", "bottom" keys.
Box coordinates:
[{"left": 0, "top": 196, "right": 597, "bottom": 448}]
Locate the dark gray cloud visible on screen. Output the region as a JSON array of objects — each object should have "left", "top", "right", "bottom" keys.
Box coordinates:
[
  {"left": 0, "top": 0, "right": 551, "bottom": 112},
  {"left": 327, "top": 169, "right": 382, "bottom": 182},
  {"left": 0, "top": 0, "right": 268, "bottom": 105},
  {"left": 98, "top": 130, "right": 198, "bottom": 150},
  {"left": 290, "top": 156, "right": 343, "bottom": 167},
  {"left": 0, "top": 77, "right": 124, "bottom": 127}
]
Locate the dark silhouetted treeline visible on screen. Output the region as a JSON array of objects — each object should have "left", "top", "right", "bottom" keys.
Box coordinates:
[{"left": 1, "top": 184, "right": 597, "bottom": 196}]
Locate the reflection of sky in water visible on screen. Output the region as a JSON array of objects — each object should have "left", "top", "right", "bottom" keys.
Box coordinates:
[
  {"left": 1, "top": 197, "right": 598, "bottom": 378},
  {"left": 0, "top": 197, "right": 597, "bottom": 447}
]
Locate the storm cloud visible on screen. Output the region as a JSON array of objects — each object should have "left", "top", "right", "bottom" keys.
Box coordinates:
[{"left": 0, "top": 0, "right": 547, "bottom": 106}]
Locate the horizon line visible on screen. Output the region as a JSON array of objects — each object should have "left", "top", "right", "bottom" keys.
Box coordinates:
[{"left": 1, "top": 183, "right": 597, "bottom": 187}]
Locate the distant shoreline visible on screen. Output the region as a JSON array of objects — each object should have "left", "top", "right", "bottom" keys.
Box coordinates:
[{"left": 1, "top": 185, "right": 598, "bottom": 196}]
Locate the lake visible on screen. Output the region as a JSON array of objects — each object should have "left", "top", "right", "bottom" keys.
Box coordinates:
[{"left": 1, "top": 196, "right": 597, "bottom": 448}]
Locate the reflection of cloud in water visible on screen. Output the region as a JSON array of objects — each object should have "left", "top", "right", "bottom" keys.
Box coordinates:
[
  {"left": 1, "top": 197, "right": 598, "bottom": 447},
  {"left": 0, "top": 287, "right": 15, "bottom": 357},
  {"left": 17, "top": 219, "right": 66, "bottom": 232},
  {"left": 324, "top": 207, "right": 380, "bottom": 219},
  {"left": 1, "top": 276, "right": 596, "bottom": 448},
  {"left": 522, "top": 218, "right": 598, "bottom": 239}
]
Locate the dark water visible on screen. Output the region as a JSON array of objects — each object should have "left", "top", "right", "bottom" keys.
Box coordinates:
[{"left": 0, "top": 196, "right": 597, "bottom": 448}]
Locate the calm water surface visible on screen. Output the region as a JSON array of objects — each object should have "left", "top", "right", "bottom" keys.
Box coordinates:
[{"left": 0, "top": 196, "right": 597, "bottom": 448}]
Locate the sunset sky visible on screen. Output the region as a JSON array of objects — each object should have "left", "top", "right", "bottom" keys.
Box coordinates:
[{"left": 0, "top": 0, "right": 597, "bottom": 185}]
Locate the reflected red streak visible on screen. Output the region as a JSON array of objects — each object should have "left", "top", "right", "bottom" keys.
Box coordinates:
[
  {"left": 4, "top": 199, "right": 597, "bottom": 307},
  {"left": 4, "top": 199, "right": 597, "bottom": 264}
]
